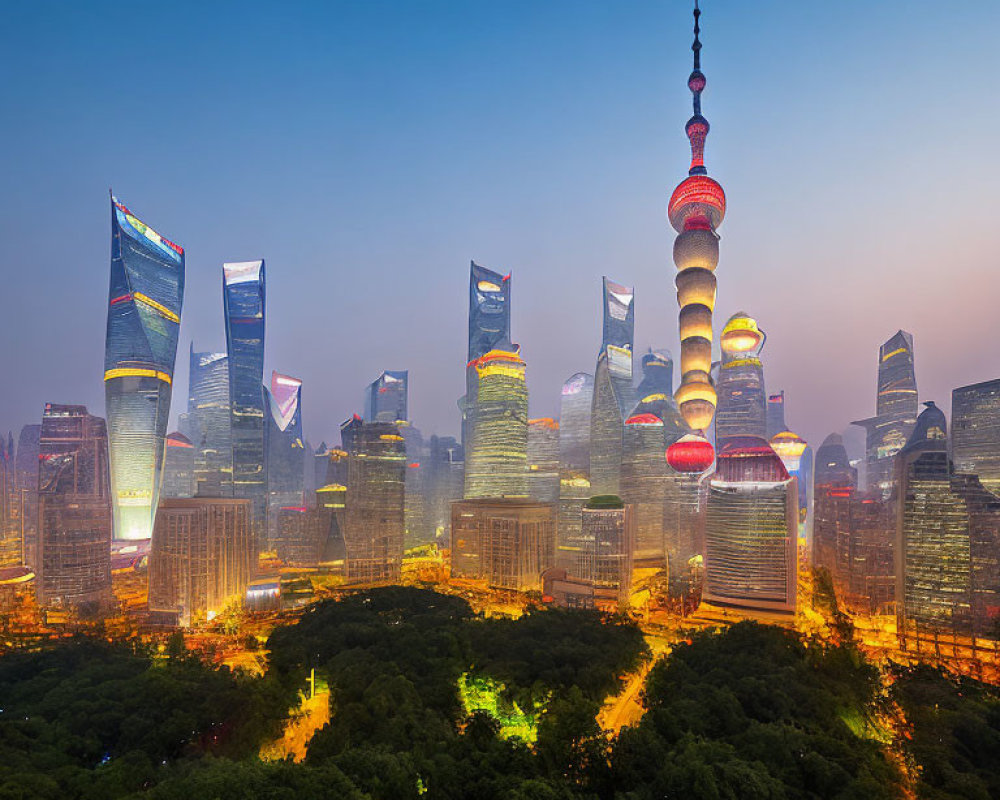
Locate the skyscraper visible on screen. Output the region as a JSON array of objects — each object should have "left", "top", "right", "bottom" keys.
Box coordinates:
[
  {"left": 589, "top": 277, "right": 636, "bottom": 496},
  {"left": 265, "top": 371, "right": 306, "bottom": 546},
  {"left": 578, "top": 497, "right": 635, "bottom": 607},
  {"left": 557, "top": 373, "right": 594, "bottom": 569},
  {"left": 463, "top": 261, "right": 511, "bottom": 448},
  {"left": 13, "top": 424, "right": 40, "bottom": 568},
  {"left": 364, "top": 370, "right": 408, "bottom": 423},
  {"left": 670, "top": 4, "right": 723, "bottom": 438},
  {"left": 766, "top": 391, "right": 788, "bottom": 439},
  {"left": 715, "top": 313, "right": 767, "bottom": 444},
  {"left": 104, "top": 196, "right": 184, "bottom": 541},
  {"left": 223, "top": 260, "right": 267, "bottom": 545},
  {"left": 162, "top": 432, "right": 196, "bottom": 499},
  {"left": 527, "top": 418, "right": 560, "bottom": 504},
  {"left": 343, "top": 420, "right": 406, "bottom": 583},
  {"left": 853, "top": 330, "right": 918, "bottom": 497},
  {"left": 186, "top": 346, "right": 231, "bottom": 497},
  {"left": 951, "top": 378, "right": 1000, "bottom": 495},
  {"left": 424, "top": 435, "right": 464, "bottom": 542},
  {"left": 36, "top": 404, "right": 112, "bottom": 610},
  {"left": 703, "top": 436, "right": 798, "bottom": 617}
]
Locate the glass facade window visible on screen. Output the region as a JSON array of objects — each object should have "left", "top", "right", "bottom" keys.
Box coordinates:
[
  {"left": 104, "top": 196, "right": 184, "bottom": 541},
  {"left": 265, "top": 371, "right": 306, "bottom": 547},
  {"left": 952, "top": 378, "right": 1000, "bottom": 495},
  {"left": 162, "top": 431, "right": 196, "bottom": 498},
  {"left": 186, "top": 346, "right": 231, "bottom": 497}
]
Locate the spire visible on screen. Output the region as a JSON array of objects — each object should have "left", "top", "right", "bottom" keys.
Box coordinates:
[{"left": 686, "top": 0, "right": 709, "bottom": 176}]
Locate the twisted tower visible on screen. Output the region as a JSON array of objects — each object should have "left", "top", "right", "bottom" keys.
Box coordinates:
[{"left": 670, "top": 1, "right": 725, "bottom": 437}]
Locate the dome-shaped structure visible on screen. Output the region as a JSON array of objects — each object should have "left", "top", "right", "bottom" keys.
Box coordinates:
[
  {"left": 770, "top": 430, "right": 807, "bottom": 473},
  {"left": 715, "top": 435, "right": 790, "bottom": 483},
  {"left": 625, "top": 412, "right": 664, "bottom": 427},
  {"left": 679, "top": 336, "right": 712, "bottom": 381},
  {"left": 721, "top": 313, "right": 765, "bottom": 355},
  {"left": 668, "top": 175, "right": 726, "bottom": 232},
  {"left": 667, "top": 433, "right": 715, "bottom": 473}
]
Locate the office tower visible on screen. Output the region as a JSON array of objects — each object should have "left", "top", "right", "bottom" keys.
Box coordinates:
[
  {"left": 557, "top": 374, "right": 594, "bottom": 566},
  {"left": 162, "top": 432, "right": 196, "bottom": 498},
  {"left": 896, "top": 402, "right": 1000, "bottom": 649},
  {"left": 590, "top": 278, "right": 637, "bottom": 496},
  {"left": 577, "top": 497, "right": 635, "bottom": 606},
  {"left": 952, "top": 378, "right": 1000, "bottom": 494},
  {"left": 313, "top": 442, "right": 331, "bottom": 489},
  {"left": 365, "top": 370, "right": 408, "bottom": 423},
  {"left": 637, "top": 349, "right": 674, "bottom": 398},
  {"left": 13, "top": 425, "right": 40, "bottom": 568},
  {"left": 766, "top": 391, "right": 788, "bottom": 439},
  {"left": 464, "top": 348, "right": 529, "bottom": 498},
  {"left": 315, "top": 482, "right": 348, "bottom": 567},
  {"left": 0, "top": 436, "right": 15, "bottom": 567},
  {"left": 186, "top": 347, "right": 231, "bottom": 497},
  {"left": 36, "top": 404, "right": 112, "bottom": 610},
  {"left": 450, "top": 498, "right": 556, "bottom": 592},
  {"left": 149, "top": 497, "right": 252, "bottom": 626},
  {"left": 344, "top": 421, "right": 406, "bottom": 583},
  {"left": 398, "top": 423, "right": 430, "bottom": 547},
  {"left": 270, "top": 505, "right": 326, "bottom": 567},
  {"left": 463, "top": 261, "right": 511, "bottom": 448},
  {"left": 770, "top": 430, "right": 809, "bottom": 519},
  {"left": 104, "top": 196, "right": 184, "bottom": 541},
  {"left": 528, "top": 418, "right": 560, "bottom": 504},
  {"left": 223, "top": 260, "right": 267, "bottom": 544},
  {"left": 703, "top": 436, "right": 798, "bottom": 617},
  {"left": 424, "top": 435, "right": 464, "bottom": 542},
  {"left": 715, "top": 313, "right": 767, "bottom": 444},
  {"left": 670, "top": 4, "right": 723, "bottom": 437},
  {"left": 853, "top": 330, "right": 918, "bottom": 496},
  {"left": 264, "top": 371, "right": 306, "bottom": 546}
]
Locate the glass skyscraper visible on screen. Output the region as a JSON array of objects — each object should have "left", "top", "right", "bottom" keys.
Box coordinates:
[
  {"left": 186, "top": 346, "right": 231, "bottom": 497},
  {"left": 265, "top": 371, "right": 306, "bottom": 546},
  {"left": 37, "top": 404, "right": 112, "bottom": 610},
  {"left": 364, "top": 370, "right": 408, "bottom": 423},
  {"left": 104, "top": 196, "right": 184, "bottom": 541},
  {"left": 766, "top": 391, "right": 788, "bottom": 439},
  {"left": 853, "top": 330, "right": 918, "bottom": 497},
  {"left": 589, "top": 278, "right": 636, "bottom": 496},
  {"left": 951, "top": 378, "right": 1000, "bottom": 495},
  {"left": 527, "top": 418, "right": 560, "bottom": 504},
  {"left": 715, "top": 313, "right": 767, "bottom": 444},
  {"left": 557, "top": 373, "right": 594, "bottom": 569},
  {"left": 162, "top": 432, "right": 196, "bottom": 499},
  {"left": 223, "top": 260, "right": 267, "bottom": 546}
]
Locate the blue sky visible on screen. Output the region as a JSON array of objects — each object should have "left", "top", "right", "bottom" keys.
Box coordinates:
[{"left": 2, "top": 0, "right": 999, "bottom": 451}]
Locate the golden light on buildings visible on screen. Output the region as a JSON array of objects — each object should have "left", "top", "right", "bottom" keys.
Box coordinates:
[{"left": 675, "top": 268, "right": 717, "bottom": 310}]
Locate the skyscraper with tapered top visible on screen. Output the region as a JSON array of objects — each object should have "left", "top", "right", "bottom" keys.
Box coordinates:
[
  {"left": 223, "top": 260, "right": 266, "bottom": 548},
  {"left": 265, "top": 371, "right": 305, "bottom": 546},
  {"left": 365, "top": 370, "right": 408, "bottom": 423},
  {"left": 104, "top": 195, "right": 184, "bottom": 541}
]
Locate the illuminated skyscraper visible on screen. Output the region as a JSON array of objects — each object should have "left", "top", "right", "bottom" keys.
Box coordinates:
[
  {"left": 424, "top": 435, "right": 464, "bottom": 542},
  {"left": 264, "top": 371, "right": 306, "bottom": 546},
  {"left": 589, "top": 278, "right": 636, "bottom": 496},
  {"left": 637, "top": 349, "right": 674, "bottom": 398},
  {"left": 577, "top": 497, "right": 635, "bottom": 607},
  {"left": 715, "top": 313, "right": 767, "bottom": 444},
  {"left": 766, "top": 391, "right": 788, "bottom": 439},
  {"left": 186, "top": 346, "right": 231, "bottom": 497},
  {"left": 104, "top": 196, "right": 184, "bottom": 541},
  {"left": 162, "top": 432, "right": 196, "bottom": 499},
  {"left": 344, "top": 421, "right": 406, "bottom": 582},
  {"left": 149, "top": 497, "right": 252, "bottom": 626},
  {"left": 463, "top": 261, "right": 511, "bottom": 447},
  {"left": 364, "top": 370, "right": 408, "bottom": 423},
  {"left": 853, "top": 330, "right": 918, "bottom": 496},
  {"left": 557, "top": 373, "right": 594, "bottom": 568},
  {"left": 771, "top": 430, "right": 809, "bottom": 519},
  {"left": 670, "top": 4, "right": 723, "bottom": 440},
  {"left": 528, "top": 418, "right": 560, "bottom": 504},
  {"left": 13, "top": 425, "right": 40, "bottom": 568},
  {"left": 703, "top": 436, "right": 798, "bottom": 617},
  {"left": 36, "top": 404, "right": 112, "bottom": 610},
  {"left": 223, "top": 260, "right": 267, "bottom": 544},
  {"left": 895, "top": 402, "right": 1000, "bottom": 649},
  {"left": 952, "top": 378, "right": 1000, "bottom": 495}
]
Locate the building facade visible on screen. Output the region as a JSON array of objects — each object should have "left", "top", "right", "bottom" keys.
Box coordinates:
[
  {"left": 365, "top": 370, "right": 408, "bottom": 423},
  {"left": 528, "top": 418, "right": 560, "bottom": 504},
  {"left": 265, "top": 371, "right": 306, "bottom": 546},
  {"left": 952, "top": 378, "right": 1000, "bottom": 495},
  {"left": 577, "top": 497, "right": 634, "bottom": 606},
  {"left": 186, "top": 347, "right": 231, "bottom": 497},
  {"left": 162, "top": 432, "right": 196, "bottom": 498},
  {"left": 715, "top": 313, "right": 767, "bottom": 444},
  {"left": 104, "top": 196, "right": 184, "bottom": 541}
]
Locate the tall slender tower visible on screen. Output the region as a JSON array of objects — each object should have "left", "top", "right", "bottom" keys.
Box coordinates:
[
  {"left": 104, "top": 196, "right": 184, "bottom": 541},
  {"left": 669, "top": 2, "right": 724, "bottom": 443}
]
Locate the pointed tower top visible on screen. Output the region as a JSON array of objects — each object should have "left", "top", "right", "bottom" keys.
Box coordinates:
[{"left": 685, "top": 0, "right": 710, "bottom": 176}]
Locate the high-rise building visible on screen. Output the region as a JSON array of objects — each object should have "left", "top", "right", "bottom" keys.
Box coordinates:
[
  {"left": 162, "top": 432, "right": 196, "bottom": 498},
  {"left": 770, "top": 430, "right": 809, "bottom": 520},
  {"left": 577, "top": 497, "right": 635, "bottom": 607},
  {"left": 36, "top": 404, "right": 112, "bottom": 610},
  {"left": 0, "top": 436, "right": 16, "bottom": 567},
  {"left": 463, "top": 262, "right": 511, "bottom": 448},
  {"left": 364, "top": 370, "right": 408, "bottom": 423},
  {"left": 715, "top": 313, "right": 767, "bottom": 444},
  {"left": 589, "top": 278, "right": 636, "bottom": 496},
  {"left": 895, "top": 402, "right": 1000, "bottom": 649},
  {"left": 13, "top": 424, "right": 40, "bottom": 569},
  {"left": 557, "top": 373, "right": 594, "bottom": 567},
  {"left": 450, "top": 498, "right": 556, "bottom": 592},
  {"left": 223, "top": 260, "right": 267, "bottom": 545},
  {"left": 951, "top": 378, "right": 1000, "bottom": 495},
  {"left": 528, "top": 418, "right": 560, "bottom": 504},
  {"left": 400, "top": 423, "right": 430, "bottom": 547},
  {"left": 343, "top": 421, "right": 406, "bottom": 583},
  {"left": 766, "top": 391, "right": 788, "bottom": 439},
  {"left": 703, "top": 436, "right": 798, "bottom": 617},
  {"left": 149, "top": 497, "right": 252, "bottom": 626},
  {"left": 637, "top": 349, "right": 674, "bottom": 398},
  {"left": 853, "top": 330, "right": 918, "bottom": 497},
  {"left": 186, "top": 347, "right": 231, "bottom": 497},
  {"left": 464, "top": 348, "right": 529, "bottom": 499},
  {"left": 264, "top": 371, "right": 306, "bottom": 546},
  {"left": 670, "top": 4, "right": 723, "bottom": 437},
  {"left": 424, "top": 435, "right": 464, "bottom": 542},
  {"left": 104, "top": 196, "right": 185, "bottom": 541}
]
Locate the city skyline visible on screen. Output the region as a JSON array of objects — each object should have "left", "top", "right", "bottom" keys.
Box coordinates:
[{"left": 3, "top": 1, "right": 1000, "bottom": 454}]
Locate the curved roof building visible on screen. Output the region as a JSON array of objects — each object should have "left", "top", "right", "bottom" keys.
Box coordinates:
[
  {"left": 104, "top": 195, "right": 184, "bottom": 541},
  {"left": 715, "top": 312, "right": 767, "bottom": 444}
]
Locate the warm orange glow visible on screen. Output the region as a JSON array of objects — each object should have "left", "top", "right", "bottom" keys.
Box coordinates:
[
  {"left": 133, "top": 292, "right": 180, "bottom": 323},
  {"left": 104, "top": 368, "right": 172, "bottom": 384}
]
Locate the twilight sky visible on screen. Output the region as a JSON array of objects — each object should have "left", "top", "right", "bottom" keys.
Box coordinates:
[{"left": 2, "top": 0, "right": 999, "bottom": 453}]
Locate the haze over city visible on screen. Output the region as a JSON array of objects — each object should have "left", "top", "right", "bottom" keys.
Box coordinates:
[{"left": 3, "top": 0, "right": 999, "bottom": 450}]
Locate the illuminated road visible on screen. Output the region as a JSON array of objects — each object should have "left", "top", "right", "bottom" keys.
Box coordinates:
[{"left": 260, "top": 689, "right": 330, "bottom": 763}]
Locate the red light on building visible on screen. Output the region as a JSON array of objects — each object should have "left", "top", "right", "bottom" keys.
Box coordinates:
[
  {"left": 625, "top": 412, "right": 663, "bottom": 426},
  {"left": 666, "top": 434, "right": 714, "bottom": 473}
]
